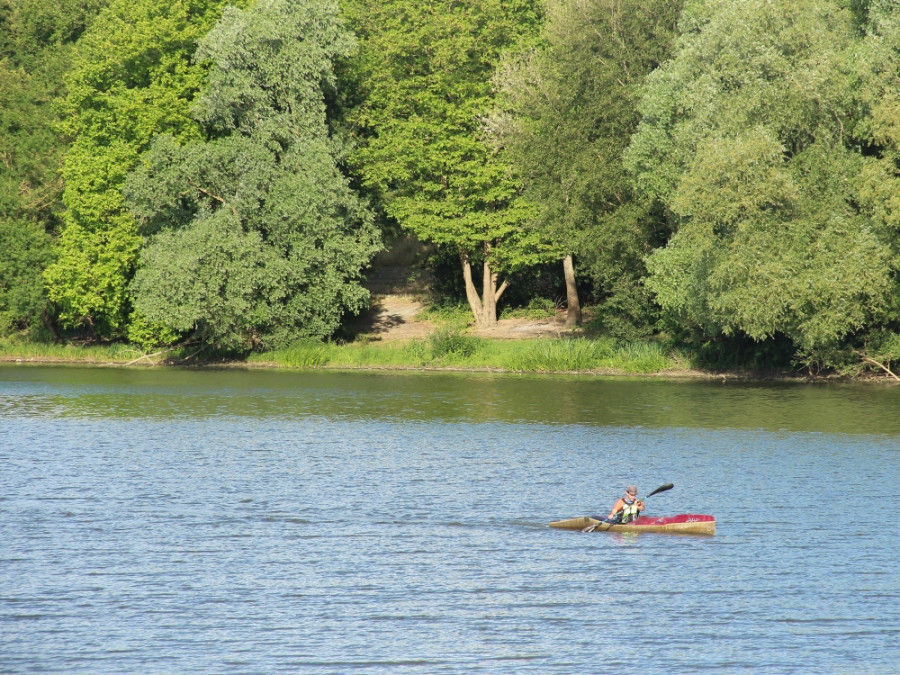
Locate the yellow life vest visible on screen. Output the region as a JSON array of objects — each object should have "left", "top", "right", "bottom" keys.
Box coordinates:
[{"left": 620, "top": 498, "right": 640, "bottom": 524}]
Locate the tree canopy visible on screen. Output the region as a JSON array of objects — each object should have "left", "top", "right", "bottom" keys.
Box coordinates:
[
  {"left": 626, "top": 0, "right": 895, "bottom": 351},
  {"left": 492, "top": 0, "right": 681, "bottom": 335},
  {"left": 0, "top": 0, "right": 108, "bottom": 337},
  {"left": 125, "top": 0, "right": 380, "bottom": 351},
  {"left": 343, "top": 0, "right": 546, "bottom": 326},
  {"left": 43, "top": 0, "right": 239, "bottom": 338},
  {"left": 2, "top": 0, "right": 900, "bottom": 374}
]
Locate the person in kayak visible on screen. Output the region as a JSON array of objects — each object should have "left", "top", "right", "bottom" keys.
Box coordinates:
[{"left": 605, "top": 485, "right": 644, "bottom": 524}]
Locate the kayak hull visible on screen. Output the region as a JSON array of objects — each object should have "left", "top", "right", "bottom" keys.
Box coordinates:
[{"left": 549, "top": 514, "right": 716, "bottom": 535}]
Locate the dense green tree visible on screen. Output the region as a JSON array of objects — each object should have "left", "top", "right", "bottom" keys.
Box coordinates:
[
  {"left": 342, "top": 0, "right": 546, "bottom": 327},
  {"left": 43, "top": 0, "right": 238, "bottom": 339},
  {"left": 625, "top": 0, "right": 894, "bottom": 352},
  {"left": 0, "top": 217, "right": 53, "bottom": 335},
  {"left": 0, "top": 60, "right": 58, "bottom": 337},
  {"left": 125, "top": 0, "right": 380, "bottom": 351},
  {"left": 844, "top": 2, "right": 900, "bottom": 373},
  {"left": 0, "top": 0, "right": 108, "bottom": 337},
  {"left": 491, "top": 0, "right": 680, "bottom": 334}
]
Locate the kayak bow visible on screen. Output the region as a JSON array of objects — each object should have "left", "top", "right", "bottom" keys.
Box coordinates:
[{"left": 549, "top": 514, "right": 716, "bottom": 535}]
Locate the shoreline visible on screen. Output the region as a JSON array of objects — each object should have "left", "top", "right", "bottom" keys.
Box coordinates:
[{"left": 2, "top": 353, "right": 892, "bottom": 383}]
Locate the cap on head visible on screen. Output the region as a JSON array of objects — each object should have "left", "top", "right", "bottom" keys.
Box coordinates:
[{"left": 626, "top": 485, "right": 637, "bottom": 495}]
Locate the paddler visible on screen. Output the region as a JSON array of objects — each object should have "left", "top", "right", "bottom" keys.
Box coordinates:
[{"left": 605, "top": 485, "right": 644, "bottom": 524}]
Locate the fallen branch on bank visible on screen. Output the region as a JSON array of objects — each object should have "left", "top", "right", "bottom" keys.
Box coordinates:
[
  {"left": 125, "top": 346, "right": 181, "bottom": 366},
  {"left": 854, "top": 349, "right": 900, "bottom": 382}
]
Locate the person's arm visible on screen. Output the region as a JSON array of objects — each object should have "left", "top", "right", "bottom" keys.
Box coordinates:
[
  {"left": 608, "top": 498, "right": 625, "bottom": 519},
  {"left": 636, "top": 500, "right": 645, "bottom": 512}
]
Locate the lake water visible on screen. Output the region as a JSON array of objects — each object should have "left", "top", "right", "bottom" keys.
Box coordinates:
[{"left": 1, "top": 365, "right": 898, "bottom": 673}]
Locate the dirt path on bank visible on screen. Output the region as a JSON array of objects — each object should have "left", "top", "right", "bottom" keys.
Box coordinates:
[{"left": 345, "top": 294, "right": 576, "bottom": 342}]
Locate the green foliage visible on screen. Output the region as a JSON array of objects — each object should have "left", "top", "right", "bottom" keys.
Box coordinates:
[
  {"left": 268, "top": 340, "right": 332, "bottom": 368},
  {"left": 427, "top": 328, "right": 484, "bottom": 360},
  {"left": 0, "top": 334, "right": 151, "bottom": 362},
  {"left": 0, "top": 56, "right": 65, "bottom": 223},
  {"left": 44, "top": 0, "right": 238, "bottom": 338},
  {"left": 507, "top": 337, "right": 615, "bottom": 372},
  {"left": 345, "top": 0, "right": 540, "bottom": 244},
  {"left": 124, "top": 311, "right": 181, "bottom": 350},
  {"left": 793, "top": 328, "right": 900, "bottom": 377},
  {"left": 857, "top": 329, "right": 900, "bottom": 371},
  {"left": 342, "top": 0, "right": 548, "bottom": 324},
  {"left": 491, "top": 0, "right": 681, "bottom": 330},
  {"left": 405, "top": 338, "right": 428, "bottom": 366},
  {"left": 500, "top": 297, "right": 556, "bottom": 320},
  {"left": 685, "top": 333, "right": 796, "bottom": 372},
  {"left": 1, "top": 0, "right": 108, "bottom": 62},
  {"left": 0, "top": 218, "right": 53, "bottom": 336},
  {"left": 126, "top": 0, "right": 380, "bottom": 351},
  {"left": 627, "top": 0, "right": 894, "bottom": 351},
  {"left": 0, "top": 12, "right": 58, "bottom": 338},
  {"left": 858, "top": 10, "right": 900, "bottom": 250},
  {"left": 612, "top": 340, "right": 674, "bottom": 374},
  {"left": 0, "top": 0, "right": 108, "bottom": 337},
  {"left": 505, "top": 337, "right": 671, "bottom": 373},
  {"left": 4, "top": 0, "right": 898, "bottom": 369},
  {"left": 418, "top": 303, "right": 473, "bottom": 331},
  {"left": 586, "top": 273, "right": 659, "bottom": 340}
]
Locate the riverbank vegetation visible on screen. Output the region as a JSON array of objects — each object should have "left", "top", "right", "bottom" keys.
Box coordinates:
[
  {"left": 0, "top": 330, "right": 685, "bottom": 374},
  {"left": 3, "top": 0, "right": 900, "bottom": 379},
  {"left": 246, "top": 333, "right": 682, "bottom": 374}
]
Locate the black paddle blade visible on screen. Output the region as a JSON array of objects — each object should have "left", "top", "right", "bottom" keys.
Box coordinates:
[{"left": 645, "top": 482, "right": 674, "bottom": 498}]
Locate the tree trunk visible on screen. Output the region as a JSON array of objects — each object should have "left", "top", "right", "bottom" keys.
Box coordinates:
[
  {"left": 562, "top": 254, "right": 582, "bottom": 327},
  {"left": 459, "top": 245, "right": 509, "bottom": 328}
]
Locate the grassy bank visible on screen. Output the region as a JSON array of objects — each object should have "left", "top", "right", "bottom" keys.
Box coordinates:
[
  {"left": 1, "top": 333, "right": 691, "bottom": 375},
  {"left": 0, "top": 339, "right": 207, "bottom": 366},
  {"left": 0, "top": 339, "right": 141, "bottom": 364},
  {"left": 247, "top": 333, "right": 691, "bottom": 375}
]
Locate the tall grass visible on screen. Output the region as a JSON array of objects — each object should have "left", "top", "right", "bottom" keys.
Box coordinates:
[
  {"left": 613, "top": 340, "right": 673, "bottom": 373},
  {"left": 427, "top": 328, "right": 483, "bottom": 360},
  {"left": 255, "top": 333, "right": 686, "bottom": 374},
  {"left": 504, "top": 338, "right": 615, "bottom": 372},
  {"left": 261, "top": 340, "right": 331, "bottom": 367},
  {"left": 0, "top": 338, "right": 145, "bottom": 363},
  {"left": 4, "top": 332, "right": 687, "bottom": 376}
]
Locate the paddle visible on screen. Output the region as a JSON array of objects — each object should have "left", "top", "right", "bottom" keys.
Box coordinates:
[
  {"left": 645, "top": 482, "right": 674, "bottom": 498},
  {"left": 583, "top": 483, "right": 674, "bottom": 532}
]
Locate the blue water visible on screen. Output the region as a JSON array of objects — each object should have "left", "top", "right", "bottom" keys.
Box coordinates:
[{"left": 1, "top": 366, "right": 898, "bottom": 673}]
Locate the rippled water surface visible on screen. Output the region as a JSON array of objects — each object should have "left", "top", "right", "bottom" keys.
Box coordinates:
[{"left": 2, "top": 366, "right": 899, "bottom": 673}]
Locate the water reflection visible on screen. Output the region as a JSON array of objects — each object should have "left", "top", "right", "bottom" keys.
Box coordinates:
[{"left": 2, "top": 366, "right": 899, "bottom": 435}]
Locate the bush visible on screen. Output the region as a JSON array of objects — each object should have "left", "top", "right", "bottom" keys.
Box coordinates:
[
  {"left": 419, "top": 302, "right": 471, "bottom": 330},
  {"left": 428, "top": 328, "right": 483, "bottom": 359},
  {"left": 500, "top": 297, "right": 557, "bottom": 320}
]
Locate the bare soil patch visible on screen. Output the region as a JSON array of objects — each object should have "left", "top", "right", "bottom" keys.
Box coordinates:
[{"left": 345, "top": 293, "right": 576, "bottom": 342}]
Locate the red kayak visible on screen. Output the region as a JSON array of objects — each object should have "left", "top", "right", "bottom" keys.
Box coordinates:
[{"left": 549, "top": 513, "right": 716, "bottom": 535}]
